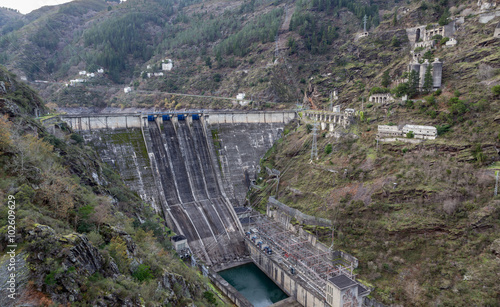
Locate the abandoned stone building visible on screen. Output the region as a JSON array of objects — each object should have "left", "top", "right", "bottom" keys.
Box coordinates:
[
  {"left": 369, "top": 93, "right": 394, "bottom": 104},
  {"left": 377, "top": 125, "right": 401, "bottom": 138},
  {"left": 378, "top": 124, "right": 437, "bottom": 140},
  {"left": 406, "top": 21, "right": 456, "bottom": 47}
]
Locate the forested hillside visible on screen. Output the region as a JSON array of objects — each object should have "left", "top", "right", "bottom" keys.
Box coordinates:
[
  {"left": 0, "top": 0, "right": 386, "bottom": 108},
  {"left": 0, "top": 65, "right": 226, "bottom": 306},
  {"left": 0, "top": 0, "right": 499, "bottom": 305}
]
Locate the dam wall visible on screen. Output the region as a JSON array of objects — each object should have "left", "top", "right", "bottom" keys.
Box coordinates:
[
  {"left": 83, "top": 128, "right": 161, "bottom": 211},
  {"left": 62, "top": 114, "right": 142, "bottom": 131},
  {"left": 62, "top": 111, "right": 295, "bottom": 206},
  {"left": 60, "top": 111, "right": 295, "bottom": 131},
  {"left": 213, "top": 122, "right": 284, "bottom": 205}
]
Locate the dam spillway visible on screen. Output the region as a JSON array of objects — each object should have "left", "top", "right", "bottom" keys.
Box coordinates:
[
  {"left": 147, "top": 116, "right": 245, "bottom": 264},
  {"left": 62, "top": 110, "right": 295, "bottom": 265}
]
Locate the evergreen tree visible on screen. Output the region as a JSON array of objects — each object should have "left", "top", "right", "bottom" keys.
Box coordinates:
[
  {"left": 381, "top": 70, "right": 391, "bottom": 88},
  {"left": 407, "top": 70, "right": 420, "bottom": 98},
  {"left": 422, "top": 65, "right": 433, "bottom": 94}
]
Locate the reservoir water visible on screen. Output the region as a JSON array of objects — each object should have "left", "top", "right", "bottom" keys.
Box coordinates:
[{"left": 219, "top": 262, "right": 288, "bottom": 307}]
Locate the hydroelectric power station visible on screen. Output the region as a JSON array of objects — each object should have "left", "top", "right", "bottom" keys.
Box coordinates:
[{"left": 58, "top": 110, "right": 371, "bottom": 307}]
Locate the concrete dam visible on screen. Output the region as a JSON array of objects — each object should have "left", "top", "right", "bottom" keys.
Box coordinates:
[{"left": 61, "top": 111, "right": 295, "bottom": 265}]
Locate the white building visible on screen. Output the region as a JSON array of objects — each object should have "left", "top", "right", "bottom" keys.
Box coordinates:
[
  {"left": 402, "top": 124, "right": 437, "bottom": 139},
  {"left": 236, "top": 93, "right": 246, "bottom": 100},
  {"left": 378, "top": 124, "right": 437, "bottom": 139},
  {"left": 97, "top": 68, "right": 104, "bottom": 73},
  {"left": 86, "top": 73, "right": 95, "bottom": 78},
  {"left": 162, "top": 59, "right": 173, "bottom": 71},
  {"left": 124, "top": 87, "right": 132, "bottom": 93},
  {"left": 79, "top": 71, "right": 86, "bottom": 75},
  {"left": 154, "top": 72, "right": 164, "bottom": 77},
  {"left": 445, "top": 37, "right": 457, "bottom": 47},
  {"left": 378, "top": 125, "right": 401, "bottom": 137},
  {"left": 325, "top": 275, "right": 370, "bottom": 307},
  {"left": 69, "top": 79, "right": 85, "bottom": 86}
]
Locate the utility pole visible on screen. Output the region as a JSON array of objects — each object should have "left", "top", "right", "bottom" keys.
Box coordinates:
[
  {"left": 329, "top": 91, "right": 333, "bottom": 112},
  {"left": 311, "top": 123, "right": 319, "bottom": 161},
  {"left": 495, "top": 170, "right": 499, "bottom": 197},
  {"left": 275, "top": 35, "right": 279, "bottom": 60}
]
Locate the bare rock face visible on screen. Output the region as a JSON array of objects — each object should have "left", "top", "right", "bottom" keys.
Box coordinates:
[
  {"left": 58, "top": 233, "right": 120, "bottom": 277},
  {"left": 160, "top": 272, "right": 196, "bottom": 305},
  {"left": 25, "top": 224, "right": 119, "bottom": 304}
]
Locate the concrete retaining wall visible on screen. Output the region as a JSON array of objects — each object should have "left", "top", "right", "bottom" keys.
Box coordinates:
[
  {"left": 208, "top": 269, "right": 253, "bottom": 307},
  {"left": 246, "top": 240, "right": 326, "bottom": 307}
]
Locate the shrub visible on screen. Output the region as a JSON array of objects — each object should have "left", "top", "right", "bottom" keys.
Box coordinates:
[
  {"left": 369, "top": 87, "right": 390, "bottom": 95},
  {"left": 132, "top": 264, "right": 153, "bottom": 282},
  {"left": 109, "top": 236, "right": 131, "bottom": 274},
  {"left": 306, "top": 124, "right": 313, "bottom": 133},
  {"left": 440, "top": 37, "right": 450, "bottom": 45},
  {"left": 437, "top": 124, "right": 451, "bottom": 135},
  {"left": 406, "top": 131, "right": 414, "bottom": 138},
  {"left": 492, "top": 85, "right": 500, "bottom": 96},
  {"left": 70, "top": 133, "right": 84, "bottom": 144},
  {"left": 325, "top": 144, "right": 333, "bottom": 154},
  {"left": 87, "top": 231, "right": 105, "bottom": 248},
  {"left": 203, "top": 291, "right": 217, "bottom": 305},
  {"left": 432, "top": 34, "right": 443, "bottom": 41}
]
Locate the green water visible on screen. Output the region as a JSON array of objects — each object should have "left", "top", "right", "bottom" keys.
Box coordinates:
[{"left": 219, "top": 263, "right": 288, "bottom": 307}]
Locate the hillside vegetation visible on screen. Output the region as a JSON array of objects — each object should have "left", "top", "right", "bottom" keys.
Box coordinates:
[
  {"left": 0, "top": 66, "right": 226, "bottom": 306},
  {"left": 0, "top": 0, "right": 500, "bottom": 305}
]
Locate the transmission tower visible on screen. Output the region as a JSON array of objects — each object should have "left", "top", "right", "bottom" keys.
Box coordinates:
[
  {"left": 363, "top": 15, "right": 368, "bottom": 32},
  {"left": 311, "top": 123, "right": 319, "bottom": 161}
]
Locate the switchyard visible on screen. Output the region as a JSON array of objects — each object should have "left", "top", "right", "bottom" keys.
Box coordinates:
[{"left": 240, "top": 209, "right": 370, "bottom": 306}]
